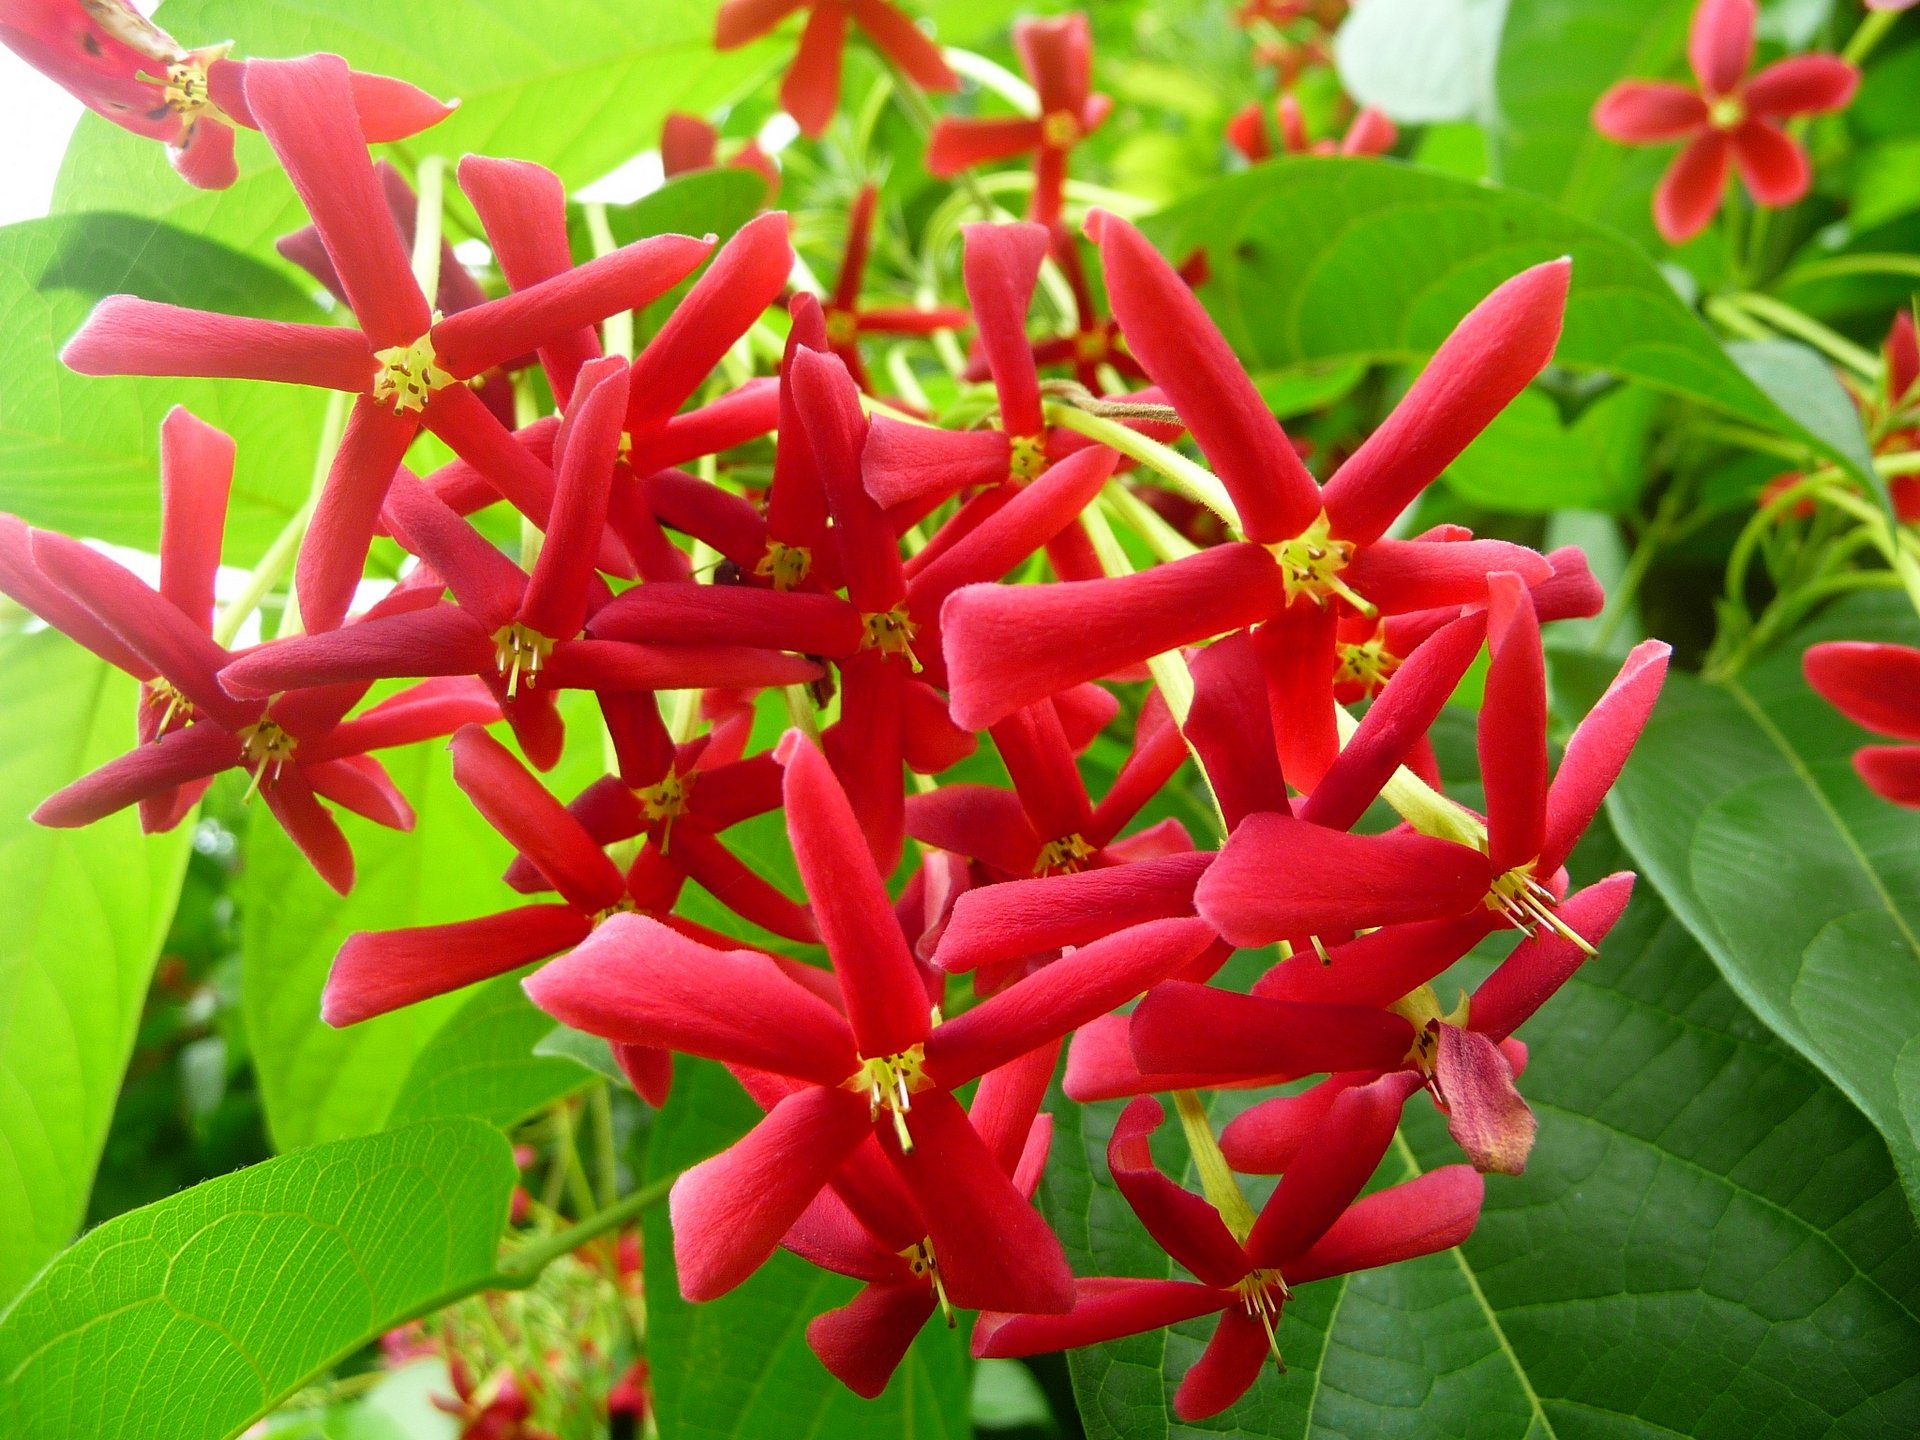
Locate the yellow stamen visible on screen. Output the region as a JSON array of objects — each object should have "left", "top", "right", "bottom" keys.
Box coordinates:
[
  {"left": 860, "top": 606, "right": 922, "bottom": 670},
  {"left": 755, "top": 540, "right": 813, "bottom": 591},
  {"left": 845, "top": 1045, "right": 931, "bottom": 1153},
  {"left": 1041, "top": 109, "right": 1082, "bottom": 149},
  {"left": 1008, "top": 433, "right": 1048, "bottom": 481},
  {"left": 1033, "top": 833, "right": 1098, "bottom": 875},
  {"left": 143, "top": 677, "right": 195, "bottom": 737},
  {"left": 1267, "top": 512, "right": 1373, "bottom": 613},
  {"left": 591, "top": 897, "right": 639, "bottom": 926},
  {"left": 491, "top": 622, "right": 556, "bottom": 698},
  {"left": 636, "top": 771, "right": 693, "bottom": 850},
  {"left": 1388, "top": 983, "right": 1471, "bottom": 1073},
  {"left": 237, "top": 718, "right": 296, "bottom": 803},
  {"left": 1232, "top": 1269, "right": 1291, "bottom": 1372},
  {"left": 900, "top": 1239, "right": 956, "bottom": 1327},
  {"left": 372, "top": 322, "right": 454, "bottom": 414},
  {"left": 1484, "top": 861, "right": 1597, "bottom": 955},
  {"left": 162, "top": 57, "right": 213, "bottom": 116},
  {"left": 1708, "top": 95, "right": 1746, "bottom": 130},
  {"left": 1334, "top": 636, "right": 1400, "bottom": 694},
  {"left": 824, "top": 306, "right": 860, "bottom": 348}
]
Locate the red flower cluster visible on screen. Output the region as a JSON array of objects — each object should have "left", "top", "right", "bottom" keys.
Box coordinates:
[{"left": 0, "top": 4, "right": 1671, "bottom": 1416}]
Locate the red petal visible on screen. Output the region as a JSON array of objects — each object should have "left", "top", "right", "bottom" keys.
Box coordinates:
[
  {"left": 933, "top": 851, "right": 1211, "bottom": 973},
  {"left": 307, "top": 676, "right": 498, "bottom": 760},
  {"left": 541, "top": 637, "right": 821, "bottom": 692},
  {"left": 1017, "top": 12, "right": 1092, "bottom": 118},
  {"left": 866, "top": 423, "right": 1013, "bottom": 510},
  {"left": 808, "top": 1282, "right": 938, "bottom": 1399},
  {"left": 1342, "top": 536, "right": 1555, "bottom": 613},
  {"left": 1543, "top": 639, "right": 1670, "bottom": 870},
  {"left": 381, "top": 473, "right": 525, "bottom": 631},
  {"left": 905, "top": 784, "right": 1043, "bottom": 876},
  {"left": 1480, "top": 574, "right": 1547, "bottom": 872},
  {"left": 670, "top": 1085, "right": 873, "bottom": 1299},
  {"left": 520, "top": 355, "right": 628, "bottom": 641},
  {"left": 1128, "top": 982, "right": 1413, "bottom": 1082},
  {"left": 968, "top": 1040, "right": 1062, "bottom": 1179},
  {"left": 32, "top": 726, "right": 240, "bottom": 828},
  {"left": 1654, "top": 133, "right": 1731, "bottom": 244},
  {"left": 449, "top": 725, "right": 625, "bottom": 910},
  {"left": 1185, "top": 632, "right": 1288, "bottom": 830},
  {"left": 661, "top": 111, "right": 720, "bottom": 174},
  {"left": 1731, "top": 119, "right": 1810, "bottom": 207},
  {"left": 926, "top": 117, "right": 1042, "bottom": 176},
  {"left": 296, "top": 396, "right": 419, "bottom": 633},
  {"left": 1689, "top": 0, "right": 1755, "bottom": 97},
  {"left": 61, "top": 296, "right": 374, "bottom": 391},
  {"left": 1254, "top": 599, "right": 1340, "bottom": 793},
  {"left": 851, "top": 0, "right": 956, "bottom": 90},
  {"left": 419, "top": 382, "right": 560, "bottom": 525},
  {"left": 323, "top": 907, "right": 591, "bottom": 1026},
  {"left": 304, "top": 754, "right": 412, "bottom": 829},
  {"left": 1322, "top": 261, "right": 1570, "bottom": 544},
  {"left": 1108, "top": 1097, "right": 1250, "bottom": 1288},
  {"left": 781, "top": 1, "right": 848, "bottom": 138},
  {"left": 0, "top": 518, "right": 149, "bottom": 677},
  {"left": 670, "top": 829, "right": 821, "bottom": 944},
  {"left": 1254, "top": 912, "right": 1495, "bottom": 1010},
  {"left": 220, "top": 605, "right": 492, "bottom": 698},
  {"left": 716, "top": 0, "right": 808, "bottom": 48},
  {"left": 157, "top": 408, "right": 234, "bottom": 631},
  {"left": 1805, "top": 640, "right": 1920, "bottom": 738},
  {"left": 927, "top": 917, "right": 1219, "bottom": 1085},
  {"left": 821, "top": 651, "right": 908, "bottom": 871},
  {"left": 590, "top": 583, "right": 861, "bottom": 656},
  {"left": 1470, "top": 871, "right": 1635, "bottom": 1039},
  {"left": 973, "top": 1277, "right": 1225, "bottom": 1357},
  {"left": 525, "top": 911, "right": 858, "bottom": 1083},
  {"left": 1743, "top": 54, "right": 1859, "bottom": 117},
  {"left": 1218, "top": 1074, "right": 1366, "bottom": 1175},
  {"left": 1857, "top": 745, "right": 1920, "bottom": 806},
  {"left": 1592, "top": 82, "right": 1709, "bottom": 143},
  {"left": 962, "top": 222, "right": 1050, "bottom": 437},
  {"left": 1173, "top": 1309, "right": 1270, "bottom": 1422},
  {"left": 990, "top": 702, "right": 1095, "bottom": 840},
  {"left": 1434, "top": 1025, "right": 1535, "bottom": 1174},
  {"left": 345, "top": 69, "right": 457, "bottom": 142},
  {"left": 780, "top": 730, "right": 931, "bottom": 1056},
  {"left": 616, "top": 1042, "right": 674, "bottom": 1106},
  {"left": 1285, "top": 1166, "right": 1483, "bottom": 1285},
  {"left": 1093, "top": 212, "right": 1319, "bottom": 543},
  {"left": 170, "top": 117, "right": 238, "bottom": 190}
]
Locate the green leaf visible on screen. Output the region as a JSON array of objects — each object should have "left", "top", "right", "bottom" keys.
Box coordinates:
[
  {"left": 1333, "top": 0, "right": 1506, "bottom": 124},
  {"left": 1141, "top": 158, "right": 1868, "bottom": 481},
  {"left": 534, "top": 1025, "right": 628, "bottom": 1085},
  {"left": 1444, "top": 384, "right": 1658, "bottom": 514},
  {"left": 642, "top": 1057, "right": 973, "bottom": 1438},
  {"left": 0, "top": 214, "right": 330, "bottom": 564},
  {"left": 0, "top": 631, "right": 194, "bottom": 1301},
  {"left": 241, "top": 716, "right": 603, "bottom": 1150},
  {"left": 1047, "top": 876, "right": 1920, "bottom": 1437},
  {"left": 386, "top": 973, "right": 591, "bottom": 1131},
  {"left": 52, "top": 0, "right": 779, "bottom": 266},
  {"left": 1494, "top": 0, "right": 1692, "bottom": 245},
  {"left": 1607, "top": 590, "right": 1920, "bottom": 1213},
  {"left": 1726, "top": 338, "right": 1885, "bottom": 510},
  {"left": 0, "top": 1118, "right": 514, "bottom": 1440}
]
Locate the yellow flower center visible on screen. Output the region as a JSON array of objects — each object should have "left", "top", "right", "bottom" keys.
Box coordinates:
[
  {"left": 899, "top": 1238, "right": 956, "bottom": 1326},
  {"left": 1232, "top": 1268, "right": 1292, "bottom": 1371},
  {"left": 371, "top": 325, "right": 454, "bottom": 414},
  {"left": 755, "top": 540, "right": 813, "bottom": 592},
  {"left": 1388, "top": 982, "right": 1471, "bottom": 1073},
  {"left": 162, "top": 57, "right": 213, "bottom": 117},
  {"left": 1484, "top": 861, "right": 1596, "bottom": 954},
  {"left": 1033, "top": 833, "right": 1098, "bottom": 876},
  {"left": 1072, "top": 329, "right": 1109, "bottom": 365},
  {"left": 491, "top": 622, "right": 555, "bottom": 698},
  {"left": 1266, "top": 512, "right": 1372, "bottom": 612},
  {"left": 592, "top": 896, "right": 639, "bottom": 926},
  {"left": 237, "top": 718, "right": 296, "bottom": 801},
  {"left": 144, "top": 677, "right": 195, "bottom": 736},
  {"left": 1008, "top": 433, "right": 1048, "bottom": 481},
  {"left": 823, "top": 306, "right": 860, "bottom": 348},
  {"left": 1334, "top": 636, "right": 1400, "bottom": 694},
  {"left": 860, "top": 606, "right": 921, "bottom": 668},
  {"left": 636, "top": 771, "right": 694, "bottom": 849},
  {"left": 1708, "top": 95, "right": 1746, "bottom": 130},
  {"left": 1041, "top": 109, "right": 1082, "bottom": 149},
  {"left": 846, "top": 1044, "right": 932, "bottom": 1152}
]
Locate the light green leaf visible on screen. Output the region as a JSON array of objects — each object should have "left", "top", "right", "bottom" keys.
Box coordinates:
[
  {"left": 534, "top": 1025, "right": 627, "bottom": 1085},
  {"left": 0, "top": 214, "right": 330, "bottom": 564},
  {"left": 1141, "top": 158, "right": 1869, "bottom": 480},
  {"left": 1726, "top": 338, "right": 1884, "bottom": 509},
  {"left": 643, "top": 1057, "right": 973, "bottom": 1438},
  {"left": 386, "top": 973, "right": 591, "bottom": 1131},
  {"left": 1607, "top": 590, "right": 1920, "bottom": 1213},
  {"left": 0, "top": 631, "right": 194, "bottom": 1301},
  {"left": 0, "top": 1118, "right": 514, "bottom": 1440},
  {"left": 53, "top": 0, "right": 780, "bottom": 265},
  {"left": 1047, "top": 872, "right": 1920, "bottom": 1437},
  {"left": 1445, "top": 384, "right": 1658, "bottom": 514}
]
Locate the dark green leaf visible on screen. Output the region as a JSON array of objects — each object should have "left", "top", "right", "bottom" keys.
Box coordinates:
[
  {"left": 1726, "top": 339, "right": 1886, "bottom": 511},
  {"left": 386, "top": 973, "right": 591, "bottom": 1130},
  {"left": 0, "top": 1118, "right": 515, "bottom": 1440},
  {"left": 0, "top": 631, "right": 195, "bottom": 1301},
  {"left": 1445, "top": 384, "right": 1658, "bottom": 514}
]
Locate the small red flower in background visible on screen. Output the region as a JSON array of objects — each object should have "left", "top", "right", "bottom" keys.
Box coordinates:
[
  {"left": 0, "top": 0, "right": 452, "bottom": 188},
  {"left": 1227, "top": 94, "right": 1396, "bottom": 163},
  {"left": 1592, "top": 0, "right": 1858, "bottom": 244},
  {"left": 927, "top": 14, "right": 1110, "bottom": 226},
  {"left": 661, "top": 111, "right": 781, "bottom": 202},
  {"left": 1806, "top": 641, "right": 1920, "bottom": 806},
  {"left": 714, "top": 0, "right": 956, "bottom": 139},
  {"left": 820, "top": 183, "right": 972, "bottom": 394}
]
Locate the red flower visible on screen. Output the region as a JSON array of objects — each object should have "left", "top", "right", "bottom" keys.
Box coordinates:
[
  {"left": 1805, "top": 641, "right": 1920, "bottom": 806},
  {"left": 1004, "top": 228, "right": 1149, "bottom": 393},
  {"left": 0, "top": 0, "right": 452, "bottom": 188},
  {"left": 61, "top": 55, "right": 714, "bottom": 632},
  {"left": 661, "top": 111, "right": 781, "bottom": 201},
  {"left": 939, "top": 211, "right": 1567, "bottom": 797},
  {"left": 821, "top": 183, "right": 971, "bottom": 394},
  {"left": 1227, "top": 95, "right": 1397, "bottom": 162},
  {"left": 715, "top": 0, "right": 956, "bottom": 138},
  {"left": 524, "top": 731, "right": 1218, "bottom": 1310},
  {"left": 974, "top": 1077, "right": 1483, "bottom": 1419},
  {"left": 927, "top": 14, "right": 1111, "bottom": 227},
  {"left": 1593, "top": 0, "right": 1858, "bottom": 243}
]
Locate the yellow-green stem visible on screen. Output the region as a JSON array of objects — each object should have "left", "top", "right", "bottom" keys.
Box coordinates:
[
  {"left": 1172, "top": 1089, "right": 1258, "bottom": 1244},
  {"left": 409, "top": 154, "right": 447, "bottom": 301},
  {"left": 1046, "top": 402, "right": 1241, "bottom": 532},
  {"left": 584, "top": 202, "right": 636, "bottom": 360}
]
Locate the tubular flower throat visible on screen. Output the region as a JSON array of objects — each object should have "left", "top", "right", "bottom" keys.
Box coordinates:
[
  {"left": 143, "top": 676, "right": 196, "bottom": 736},
  {"left": 160, "top": 52, "right": 220, "bottom": 118},
  {"left": 491, "top": 622, "right": 556, "bottom": 698},
  {"left": 1334, "top": 636, "right": 1400, "bottom": 694},
  {"left": 846, "top": 1044, "right": 932, "bottom": 1151},
  {"left": 1389, "top": 983, "right": 1472, "bottom": 1074},
  {"left": 1033, "top": 833, "right": 1098, "bottom": 876},
  {"left": 755, "top": 540, "right": 813, "bottom": 591},
  {"left": 1267, "top": 512, "right": 1371, "bottom": 612},
  {"left": 900, "top": 1239, "right": 957, "bottom": 1326},
  {"left": 823, "top": 306, "right": 859, "bottom": 348},
  {"left": 371, "top": 324, "right": 454, "bottom": 414},
  {"left": 1041, "top": 110, "right": 1082, "bottom": 149},
  {"left": 238, "top": 718, "right": 296, "bottom": 799},
  {"left": 859, "top": 606, "right": 921, "bottom": 667},
  {"left": 1007, "top": 433, "right": 1049, "bottom": 480},
  {"left": 637, "top": 771, "right": 694, "bottom": 847}
]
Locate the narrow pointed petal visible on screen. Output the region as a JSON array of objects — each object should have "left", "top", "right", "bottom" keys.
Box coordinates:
[
  {"left": 1093, "top": 211, "right": 1319, "bottom": 542},
  {"left": 715, "top": 0, "right": 808, "bottom": 47},
  {"left": 1218, "top": 1075, "right": 1367, "bottom": 1175},
  {"left": 1858, "top": 745, "right": 1920, "bottom": 805},
  {"left": 0, "top": 518, "right": 149, "bottom": 676},
  {"left": 808, "top": 1282, "right": 938, "bottom": 1399},
  {"left": 1743, "top": 54, "right": 1859, "bottom": 117},
  {"left": 820, "top": 651, "right": 908, "bottom": 871},
  {"left": 324, "top": 906, "right": 592, "bottom": 1026},
  {"left": 792, "top": 348, "right": 903, "bottom": 612},
  {"left": 1286, "top": 1166, "right": 1484, "bottom": 1284},
  {"left": 1254, "top": 598, "right": 1340, "bottom": 793},
  {"left": 1174, "top": 1309, "right": 1271, "bottom": 1422},
  {"left": 245, "top": 56, "right": 429, "bottom": 348},
  {"left": 968, "top": 1040, "right": 1062, "bottom": 1178},
  {"left": 781, "top": 0, "right": 849, "bottom": 136},
  {"left": 219, "top": 605, "right": 493, "bottom": 697},
  {"left": 33, "top": 726, "right": 240, "bottom": 828},
  {"left": 1543, "top": 640, "right": 1670, "bottom": 871},
  {"left": 1185, "top": 632, "right": 1289, "bottom": 829},
  {"left": 943, "top": 544, "right": 1285, "bottom": 731},
  {"left": 296, "top": 397, "right": 419, "bottom": 633},
  {"left": 991, "top": 702, "right": 1095, "bottom": 840},
  {"left": 1322, "top": 261, "right": 1570, "bottom": 544},
  {"left": 157, "top": 408, "right": 233, "bottom": 630},
  {"left": 867, "top": 423, "right": 1014, "bottom": 510},
  {"left": 974, "top": 1277, "right": 1226, "bottom": 1357},
  {"left": 1246, "top": 1071, "right": 1421, "bottom": 1268},
  {"left": 262, "top": 767, "right": 356, "bottom": 895},
  {"left": 1592, "top": 81, "right": 1709, "bottom": 142},
  {"left": 304, "top": 676, "right": 498, "bottom": 761},
  {"left": 885, "top": 1089, "right": 1075, "bottom": 1314},
  {"left": 934, "top": 852, "right": 1211, "bottom": 973},
  {"left": 963, "top": 222, "right": 1050, "bottom": 438},
  {"left": 1480, "top": 574, "right": 1547, "bottom": 872},
  {"left": 905, "top": 785, "right": 1044, "bottom": 876},
  {"left": 927, "top": 117, "right": 1043, "bottom": 176},
  {"left": 1654, "top": 133, "right": 1731, "bottom": 244},
  {"left": 1343, "top": 536, "right": 1555, "bottom": 612},
  {"left": 304, "top": 754, "right": 412, "bottom": 829},
  {"left": 520, "top": 356, "right": 629, "bottom": 641},
  {"left": 851, "top": 0, "right": 957, "bottom": 90},
  {"left": 1198, "top": 813, "right": 1487, "bottom": 947},
  {"left": 1108, "top": 1098, "right": 1250, "bottom": 1288},
  {"left": 927, "top": 917, "right": 1219, "bottom": 1085},
  {"left": 1129, "top": 982, "right": 1413, "bottom": 1081},
  {"left": 344, "top": 69, "right": 458, "bottom": 142},
  {"left": 590, "top": 584, "right": 862, "bottom": 656},
  {"left": 449, "top": 725, "right": 627, "bottom": 910},
  {"left": 1731, "top": 120, "right": 1810, "bottom": 207},
  {"left": 670, "top": 1086, "right": 873, "bottom": 1300},
  {"left": 381, "top": 474, "right": 524, "bottom": 630},
  {"left": 422, "top": 384, "right": 560, "bottom": 525},
  {"left": 671, "top": 829, "right": 820, "bottom": 944},
  {"left": 61, "top": 296, "right": 374, "bottom": 391},
  {"left": 780, "top": 731, "right": 931, "bottom": 1057},
  {"left": 1253, "top": 912, "right": 1495, "bottom": 1009},
  {"left": 1689, "top": 0, "right": 1755, "bottom": 97},
  {"left": 526, "top": 912, "right": 858, "bottom": 1083},
  {"left": 1470, "top": 872, "right": 1635, "bottom": 1039}
]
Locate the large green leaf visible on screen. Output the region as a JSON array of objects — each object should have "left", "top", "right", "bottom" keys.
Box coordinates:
[
  {"left": 1046, "top": 877, "right": 1920, "bottom": 1438},
  {"left": 1142, "top": 158, "right": 1868, "bottom": 486},
  {"left": 1493, "top": 0, "right": 1691, "bottom": 243},
  {"left": 241, "top": 720, "right": 602, "bottom": 1151},
  {"left": 0, "top": 214, "right": 330, "bottom": 564},
  {"left": 0, "top": 631, "right": 194, "bottom": 1301},
  {"left": 0, "top": 1118, "right": 515, "bottom": 1440},
  {"left": 1607, "top": 590, "right": 1920, "bottom": 1212},
  {"left": 1444, "top": 384, "right": 1658, "bottom": 514},
  {"left": 52, "top": 0, "right": 779, "bottom": 266},
  {"left": 642, "top": 1057, "right": 973, "bottom": 1439}
]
